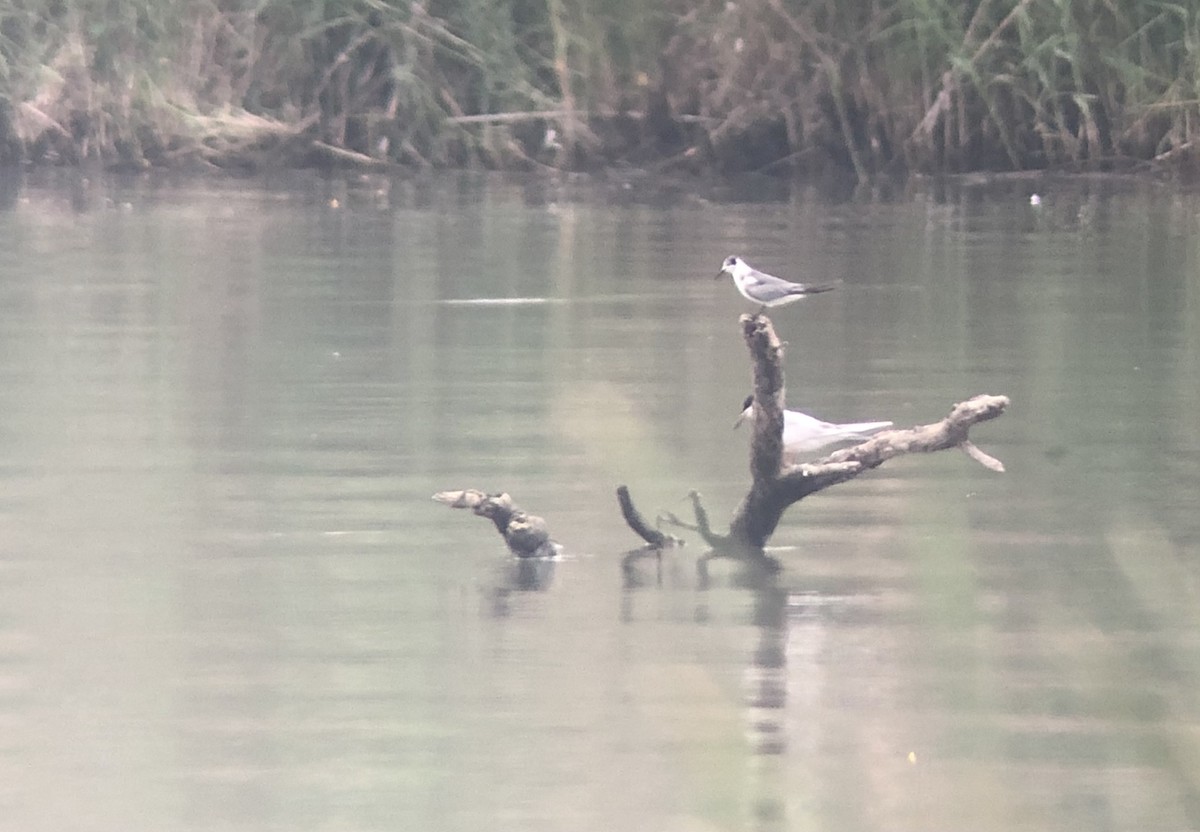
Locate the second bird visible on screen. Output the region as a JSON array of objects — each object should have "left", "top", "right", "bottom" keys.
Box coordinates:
[
  {"left": 716, "top": 255, "right": 836, "bottom": 311},
  {"left": 736, "top": 395, "right": 893, "bottom": 460}
]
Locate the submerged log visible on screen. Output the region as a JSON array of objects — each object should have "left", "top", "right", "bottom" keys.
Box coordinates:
[
  {"left": 634, "top": 313, "right": 1009, "bottom": 559},
  {"left": 433, "top": 489, "right": 559, "bottom": 558}
]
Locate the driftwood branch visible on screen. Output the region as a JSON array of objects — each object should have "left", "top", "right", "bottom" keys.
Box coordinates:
[
  {"left": 770, "top": 393, "right": 1009, "bottom": 500},
  {"left": 433, "top": 489, "right": 559, "bottom": 558},
  {"left": 647, "top": 313, "right": 1009, "bottom": 557}
]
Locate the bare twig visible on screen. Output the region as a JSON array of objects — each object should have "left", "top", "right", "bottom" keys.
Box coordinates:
[
  {"left": 655, "top": 510, "right": 697, "bottom": 532},
  {"left": 624, "top": 489, "right": 728, "bottom": 549},
  {"left": 960, "top": 439, "right": 1006, "bottom": 472},
  {"left": 311, "top": 140, "right": 392, "bottom": 168},
  {"left": 687, "top": 491, "right": 726, "bottom": 549}
]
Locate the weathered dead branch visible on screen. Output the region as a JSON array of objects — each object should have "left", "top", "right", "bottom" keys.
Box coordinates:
[
  {"left": 632, "top": 313, "right": 1008, "bottom": 558},
  {"left": 616, "top": 486, "right": 683, "bottom": 550}
]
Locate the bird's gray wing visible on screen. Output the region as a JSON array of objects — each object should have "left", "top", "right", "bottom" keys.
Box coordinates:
[{"left": 746, "top": 271, "right": 801, "bottom": 301}]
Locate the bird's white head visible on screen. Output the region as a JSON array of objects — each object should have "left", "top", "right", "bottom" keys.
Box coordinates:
[{"left": 716, "top": 255, "right": 747, "bottom": 279}]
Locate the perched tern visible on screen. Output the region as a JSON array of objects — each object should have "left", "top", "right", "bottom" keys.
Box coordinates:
[
  {"left": 716, "top": 256, "right": 836, "bottom": 311},
  {"left": 735, "top": 395, "right": 892, "bottom": 459}
]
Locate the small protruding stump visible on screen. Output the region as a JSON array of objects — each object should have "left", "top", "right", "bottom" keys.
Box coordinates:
[{"left": 433, "top": 489, "right": 559, "bottom": 558}]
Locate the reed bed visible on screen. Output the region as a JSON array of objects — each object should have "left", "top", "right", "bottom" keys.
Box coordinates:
[{"left": 0, "top": 0, "right": 1196, "bottom": 177}]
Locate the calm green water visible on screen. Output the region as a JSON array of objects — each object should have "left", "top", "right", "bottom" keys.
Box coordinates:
[{"left": 0, "top": 169, "right": 1198, "bottom": 832}]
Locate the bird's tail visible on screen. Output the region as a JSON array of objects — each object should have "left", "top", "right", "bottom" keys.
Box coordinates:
[
  {"left": 844, "top": 420, "right": 892, "bottom": 435},
  {"left": 792, "top": 282, "right": 838, "bottom": 296}
]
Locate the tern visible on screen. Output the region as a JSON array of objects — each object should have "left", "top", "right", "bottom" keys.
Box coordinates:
[
  {"left": 735, "top": 395, "right": 893, "bottom": 459},
  {"left": 716, "top": 256, "right": 836, "bottom": 311}
]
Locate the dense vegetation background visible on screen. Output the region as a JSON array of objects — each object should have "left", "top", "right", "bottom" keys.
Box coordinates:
[{"left": 0, "top": 0, "right": 1197, "bottom": 178}]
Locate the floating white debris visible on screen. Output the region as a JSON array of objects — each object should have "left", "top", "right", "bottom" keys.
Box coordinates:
[{"left": 1030, "top": 193, "right": 1042, "bottom": 206}]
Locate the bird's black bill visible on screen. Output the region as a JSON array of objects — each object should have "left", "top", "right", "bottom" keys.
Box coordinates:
[{"left": 734, "top": 394, "right": 754, "bottom": 428}]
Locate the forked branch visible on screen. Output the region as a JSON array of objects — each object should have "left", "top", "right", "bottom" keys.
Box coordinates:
[{"left": 634, "top": 313, "right": 1009, "bottom": 558}]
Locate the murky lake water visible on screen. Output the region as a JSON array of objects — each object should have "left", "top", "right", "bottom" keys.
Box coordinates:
[{"left": 1, "top": 169, "right": 1198, "bottom": 831}]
